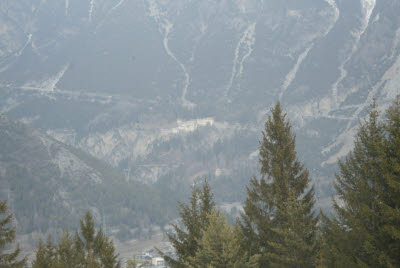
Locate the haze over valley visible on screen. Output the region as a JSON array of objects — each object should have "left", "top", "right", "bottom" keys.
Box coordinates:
[{"left": 0, "top": 0, "right": 399, "bottom": 263}]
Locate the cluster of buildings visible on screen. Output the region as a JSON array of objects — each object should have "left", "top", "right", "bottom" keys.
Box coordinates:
[
  {"left": 131, "top": 247, "right": 176, "bottom": 268},
  {"left": 135, "top": 254, "right": 165, "bottom": 267}
]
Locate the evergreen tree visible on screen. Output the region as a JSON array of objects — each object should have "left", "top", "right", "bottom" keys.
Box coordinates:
[
  {"left": 55, "top": 231, "right": 81, "bottom": 267},
  {"left": 77, "top": 211, "right": 102, "bottom": 267},
  {"left": 98, "top": 237, "right": 120, "bottom": 268},
  {"left": 75, "top": 211, "right": 121, "bottom": 268},
  {"left": 237, "top": 176, "right": 272, "bottom": 265},
  {"left": 324, "top": 99, "right": 400, "bottom": 267},
  {"left": 32, "top": 239, "right": 53, "bottom": 268},
  {"left": 238, "top": 101, "right": 318, "bottom": 267},
  {"left": 266, "top": 191, "right": 317, "bottom": 267},
  {"left": 32, "top": 211, "right": 121, "bottom": 268},
  {"left": 0, "top": 200, "right": 26, "bottom": 267},
  {"left": 186, "top": 208, "right": 258, "bottom": 268},
  {"left": 159, "top": 178, "right": 215, "bottom": 267},
  {"left": 125, "top": 255, "right": 138, "bottom": 268},
  {"left": 380, "top": 98, "right": 400, "bottom": 266},
  {"left": 32, "top": 237, "right": 59, "bottom": 268}
]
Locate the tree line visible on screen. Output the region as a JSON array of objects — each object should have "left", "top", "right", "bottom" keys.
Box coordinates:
[
  {"left": 0, "top": 99, "right": 399, "bottom": 267},
  {"left": 159, "top": 99, "right": 400, "bottom": 267}
]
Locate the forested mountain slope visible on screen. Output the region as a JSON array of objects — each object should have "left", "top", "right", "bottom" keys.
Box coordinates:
[
  {"left": 0, "top": 0, "right": 399, "bottom": 208},
  {"left": 0, "top": 116, "right": 176, "bottom": 237}
]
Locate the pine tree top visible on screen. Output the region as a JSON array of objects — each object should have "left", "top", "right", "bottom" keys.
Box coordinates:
[{"left": 0, "top": 200, "right": 27, "bottom": 267}]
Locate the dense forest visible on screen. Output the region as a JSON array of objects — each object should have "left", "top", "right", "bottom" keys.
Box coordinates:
[
  {"left": 1, "top": 98, "right": 399, "bottom": 267},
  {"left": 0, "top": 116, "right": 177, "bottom": 240}
]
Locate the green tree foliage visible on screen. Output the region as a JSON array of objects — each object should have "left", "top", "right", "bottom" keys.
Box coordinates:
[
  {"left": 125, "top": 255, "right": 138, "bottom": 268},
  {"left": 31, "top": 236, "right": 61, "bottom": 268},
  {"left": 186, "top": 208, "right": 258, "bottom": 268},
  {"left": 32, "top": 211, "right": 121, "bottom": 268},
  {"left": 57, "top": 231, "right": 80, "bottom": 267},
  {"left": 159, "top": 179, "right": 215, "bottom": 267},
  {"left": 0, "top": 200, "right": 26, "bottom": 267},
  {"left": 381, "top": 98, "right": 400, "bottom": 265},
  {"left": 31, "top": 239, "right": 52, "bottom": 268},
  {"left": 238, "top": 101, "right": 318, "bottom": 267},
  {"left": 0, "top": 116, "right": 176, "bottom": 236},
  {"left": 323, "top": 99, "right": 400, "bottom": 267}
]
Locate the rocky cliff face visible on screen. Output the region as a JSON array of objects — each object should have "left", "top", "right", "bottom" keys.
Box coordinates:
[
  {"left": 0, "top": 0, "right": 399, "bottom": 207},
  {"left": 0, "top": 116, "right": 175, "bottom": 236}
]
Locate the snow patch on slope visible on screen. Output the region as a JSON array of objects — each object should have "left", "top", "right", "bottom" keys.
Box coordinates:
[
  {"left": 321, "top": 125, "right": 358, "bottom": 165},
  {"left": 147, "top": 0, "right": 195, "bottom": 109},
  {"left": 65, "top": 0, "right": 69, "bottom": 16},
  {"left": 322, "top": 69, "right": 384, "bottom": 166},
  {"left": 323, "top": 0, "right": 379, "bottom": 165},
  {"left": 225, "top": 22, "right": 257, "bottom": 97},
  {"left": 89, "top": 0, "right": 95, "bottom": 22},
  {"left": 372, "top": 13, "right": 380, "bottom": 23},
  {"left": 331, "top": 0, "right": 376, "bottom": 108},
  {"left": 279, "top": 45, "right": 313, "bottom": 100},
  {"left": 324, "top": 0, "right": 340, "bottom": 36},
  {"left": 111, "top": 0, "right": 125, "bottom": 11},
  {"left": 361, "top": 0, "right": 376, "bottom": 27},
  {"left": 46, "top": 64, "right": 70, "bottom": 91},
  {"left": 238, "top": 23, "right": 256, "bottom": 77},
  {"left": 279, "top": 1, "right": 339, "bottom": 100},
  {"left": 22, "top": 64, "right": 69, "bottom": 92},
  {"left": 0, "top": 34, "right": 32, "bottom": 73},
  {"left": 16, "top": 34, "right": 32, "bottom": 57}
]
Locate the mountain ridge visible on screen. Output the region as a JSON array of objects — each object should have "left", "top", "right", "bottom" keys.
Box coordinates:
[
  {"left": 0, "top": 115, "right": 176, "bottom": 237},
  {"left": 0, "top": 0, "right": 399, "bottom": 210}
]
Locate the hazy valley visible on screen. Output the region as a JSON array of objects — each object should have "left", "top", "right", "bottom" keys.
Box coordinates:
[{"left": 0, "top": 0, "right": 399, "bottom": 263}]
